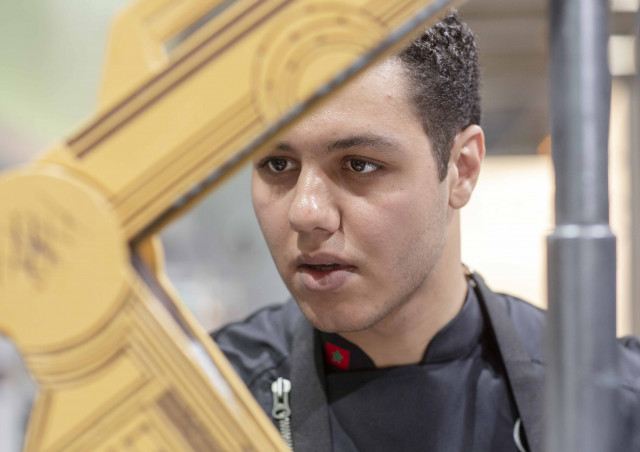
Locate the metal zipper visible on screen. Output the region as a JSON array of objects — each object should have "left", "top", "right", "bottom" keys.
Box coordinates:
[{"left": 271, "top": 377, "right": 294, "bottom": 450}]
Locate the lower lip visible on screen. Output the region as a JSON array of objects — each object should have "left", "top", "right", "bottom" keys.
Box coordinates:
[{"left": 297, "top": 266, "right": 355, "bottom": 292}]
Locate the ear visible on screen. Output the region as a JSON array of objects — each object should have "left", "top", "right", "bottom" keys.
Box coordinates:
[{"left": 447, "top": 125, "right": 485, "bottom": 209}]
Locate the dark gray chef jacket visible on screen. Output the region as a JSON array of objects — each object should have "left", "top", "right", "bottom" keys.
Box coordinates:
[{"left": 212, "top": 273, "right": 640, "bottom": 451}]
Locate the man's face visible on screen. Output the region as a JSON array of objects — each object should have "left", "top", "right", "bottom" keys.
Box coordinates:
[{"left": 251, "top": 59, "right": 452, "bottom": 333}]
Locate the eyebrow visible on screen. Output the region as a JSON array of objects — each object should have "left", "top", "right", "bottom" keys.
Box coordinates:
[
  {"left": 274, "top": 142, "right": 295, "bottom": 152},
  {"left": 273, "top": 134, "right": 402, "bottom": 154},
  {"left": 327, "top": 135, "right": 401, "bottom": 153}
]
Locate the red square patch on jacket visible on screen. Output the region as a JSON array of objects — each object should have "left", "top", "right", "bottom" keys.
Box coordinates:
[{"left": 325, "top": 342, "right": 350, "bottom": 370}]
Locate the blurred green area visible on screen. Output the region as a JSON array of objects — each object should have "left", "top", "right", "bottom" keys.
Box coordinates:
[{"left": 0, "top": 1, "right": 129, "bottom": 165}]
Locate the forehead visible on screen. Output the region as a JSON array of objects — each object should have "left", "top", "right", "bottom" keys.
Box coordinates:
[{"left": 279, "top": 58, "right": 422, "bottom": 144}]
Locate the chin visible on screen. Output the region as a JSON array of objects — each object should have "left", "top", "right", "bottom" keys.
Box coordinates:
[{"left": 296, "top": 298, "right": 382, "bottom": 333}]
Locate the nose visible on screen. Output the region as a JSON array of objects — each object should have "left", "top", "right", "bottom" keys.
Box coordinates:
[{"left": 288, "top": 168, "right": 340, "bottom": 234}]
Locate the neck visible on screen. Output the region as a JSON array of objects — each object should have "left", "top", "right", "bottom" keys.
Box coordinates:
[{"left": 340, "top": 215, "right": 467, "bottom": 368}]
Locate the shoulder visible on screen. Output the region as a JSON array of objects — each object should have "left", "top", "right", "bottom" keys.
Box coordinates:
[
  {"left": 212, "top": 299, "right": 302, "bottom": 388},
  {"left": 617, "top": 335, "right": 640, "bottom": 393},
  {"left": 483, "top": 282, "right": 640, "bottom": 391},
  {"left": 473, "top": 274, "right": 546, "bottom": 364},
  {"left": 616, "top": 335, "right": 640, "bottom": 446}
]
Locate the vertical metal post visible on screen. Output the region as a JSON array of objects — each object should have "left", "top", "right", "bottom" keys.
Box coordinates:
[{"left": 547, "top": 0, "right": 618, "bottom": 451}]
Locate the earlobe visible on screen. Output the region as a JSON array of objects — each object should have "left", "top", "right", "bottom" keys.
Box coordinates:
[{"left": 448, "top": 125, "right": 485, "bottom": 209}]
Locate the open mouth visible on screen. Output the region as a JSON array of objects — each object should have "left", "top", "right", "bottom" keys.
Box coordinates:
[
  {"left": 297, "top": 264, "right": 355, "bottom": 291},
  {"left": 299, "top": 263, "right": 356, "bottom": 273},
  {"left": 295, "top": 255, "right": 357, "bottom": 291},
  {"left": 298, "top": 263, "right": 356, "bottom": 284},
  {"left": 301, "top": 264, "right": 345, "bottom": 272}
]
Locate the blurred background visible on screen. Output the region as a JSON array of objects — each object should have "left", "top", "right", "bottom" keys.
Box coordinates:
[{"left": 0, "top": 0, "right": 638, "bottom": 450}]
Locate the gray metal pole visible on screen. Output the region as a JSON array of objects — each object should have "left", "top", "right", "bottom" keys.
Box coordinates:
[{"left": 546, "top": 0, "right": 619, "bottom": 451}]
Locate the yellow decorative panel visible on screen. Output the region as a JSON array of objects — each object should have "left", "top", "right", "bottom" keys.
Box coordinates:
[{"left": 0, "top": 0, "right": 462, "bottom": 450}]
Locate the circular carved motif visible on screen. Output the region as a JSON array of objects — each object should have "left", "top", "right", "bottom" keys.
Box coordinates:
[
  {"left": 0, "top": 169, "right": 128, "bottom": 351},
  {"left": 252, "top": 2, "right": 386, "bottom": 123}
]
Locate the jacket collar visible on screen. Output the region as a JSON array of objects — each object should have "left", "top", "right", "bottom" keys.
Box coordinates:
[
  {"left": 290, "top": 316, "right": 332, "bottom": 452},
  {"left": 319, "top": 285, "right": 484, "bottom": 372},
  {"left": 469, "top": 272, "right": 544, "bottom": 452},
  {"left": 289, "top": 272, "right": 544, "bottom": 452}
]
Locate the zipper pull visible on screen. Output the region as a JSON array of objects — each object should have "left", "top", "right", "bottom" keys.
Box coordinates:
[{"left": 271, "top": 377, "right": 293, "bottom": 450}]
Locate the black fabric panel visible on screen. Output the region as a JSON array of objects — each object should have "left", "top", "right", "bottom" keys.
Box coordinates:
[
  {"left": 290, "top": 317, "right": 333, "bottom": 452},
  {"left": 472, "top": 274, "right": 544, "bottom": 452}
]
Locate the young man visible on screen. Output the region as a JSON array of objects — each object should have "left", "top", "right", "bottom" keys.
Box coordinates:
[{"left": 214, "top": 12, "right": 640, "bottom": 451}]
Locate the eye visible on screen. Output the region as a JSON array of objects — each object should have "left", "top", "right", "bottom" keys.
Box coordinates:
[
  {"left": 345, "top": 159, "right": 380, "bottom": 174},
  {"left": 259, "top": 157, "right": 298, "bottom": 173}
]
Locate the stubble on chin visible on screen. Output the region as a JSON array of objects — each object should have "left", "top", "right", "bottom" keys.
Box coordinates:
[{"left": 293, "top": 287, "right": 416, "bottom": 334}]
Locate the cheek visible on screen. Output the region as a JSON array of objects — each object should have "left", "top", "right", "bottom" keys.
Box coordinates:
[
  {"left": 251, "top": 182, "right": 267, "bottom": 229},
  {"left": 251, "top": 181, "right": 286, "bottom": 249},
  {"left": 368, "top": 184, "right": 442, "bottom": 231},
  {"left": 351, "top": 185, "right": 447, "bottom": 260}
]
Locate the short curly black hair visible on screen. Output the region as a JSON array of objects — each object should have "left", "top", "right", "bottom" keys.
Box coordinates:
[{"left": 398, "top": 11, "right": 481, "bottom": 181}]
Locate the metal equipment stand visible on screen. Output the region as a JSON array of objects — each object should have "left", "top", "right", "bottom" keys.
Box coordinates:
[{"left": 547, "top": 0, "right": 619, "bottom": 450}]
